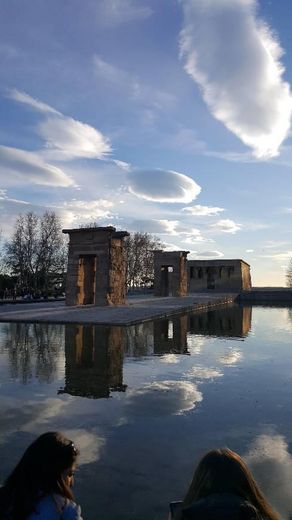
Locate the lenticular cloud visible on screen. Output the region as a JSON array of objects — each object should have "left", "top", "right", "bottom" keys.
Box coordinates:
[{"left": 180, "top": 0, "right": 292, "bottom": 158}]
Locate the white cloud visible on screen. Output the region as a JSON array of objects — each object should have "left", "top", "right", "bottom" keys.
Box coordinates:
[
  {"left": 246, "top": 249, "right": 254, "bottom": 253},
  {"left": 54, "top": 199, "right": 114, "bottom": 225},
  {"left": 128, "top": 219, "right": 180, "bottom": 235},
  {"left": 180, "top": 0, "right": 292, "bottom": 158},
  {"left": 95, "top": 0, "right": 153, "bottom": 27},
  {"left": 126, "top": 380, "right": 202, "bottom": 417},
  {"left": 160, "top": 354, "right": 181, "bottom": 364},
  {"left": 63, "top": 429, "right": 105, "bottom": 465},
  {"left": 184, "top": 235, "right": 214, "bottom": 245},
  {"left": 38, "top": 116, "right": 111, "bottom": 161},
  {"left": 9, "top": 89, "right": 111, "bottom": 161},
  {"left": 128, "top": 169, "right": 201, "bottom": 203},
  {"left": 112, "top": 159, "right": 132, "bottom": 171},
  {"left": 211, "top": 219, "right": 241, "bottom": 234},
  {"left": 185, "top": 365, "right": 223, "bottom": 379},
  {"left": 194, "top": 250, "right": 224, "bottom": 258},
  {"left": 8, "top": 88, "right": 60, "bottom": 115},
  {"left": 219, "top": 347, "right": 242, "bottom": 365},
  {"left": 0, "top": 188, "right": 29, "bottom": 205},
  {"left": 245, "top": 434, "right": 292, "bottom": 518},
  {"left": 183, "top": 204, "right": 225, "bottom": 216},
  {"left": 0, "top": 145, "right": 73, "bottom": 187}
]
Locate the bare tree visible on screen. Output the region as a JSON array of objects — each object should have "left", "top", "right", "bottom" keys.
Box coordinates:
[
  {"left": 125, "top": 232, "right": 164, "bottom": 289},
  {"left": 286, "top": 259, "right": 292, "bottom": 287},
  {"left": 5, "top": 211, "right": 67, "bottom": 294}
]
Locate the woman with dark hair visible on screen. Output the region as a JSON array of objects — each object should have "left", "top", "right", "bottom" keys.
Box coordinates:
[
  {"left": 170, "top": 448, "right": 279, "bottom": 520},
  {"left": 0, "top": 431, "right": 82, "bottom": 519}
]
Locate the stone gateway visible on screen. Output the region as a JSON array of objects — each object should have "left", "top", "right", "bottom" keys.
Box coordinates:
[{"left": 63, "top": 227, "right": 129, "bottom": 306}]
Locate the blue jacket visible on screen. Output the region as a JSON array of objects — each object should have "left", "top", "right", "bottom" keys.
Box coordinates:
[{"left": 27, "top": 494, "right": 83, "bottom": 520}]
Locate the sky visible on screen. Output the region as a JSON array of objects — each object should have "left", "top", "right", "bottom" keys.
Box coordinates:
[{"left": 1, "top": 0, "right": 292, "bottom": 286}]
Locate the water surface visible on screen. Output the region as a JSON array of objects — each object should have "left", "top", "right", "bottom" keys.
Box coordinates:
[{"left": 0, "top": 305, "right": 292, "bottom": 519}]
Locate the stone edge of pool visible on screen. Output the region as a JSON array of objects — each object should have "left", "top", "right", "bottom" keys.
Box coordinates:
[{"left": 0, "top": 293, "right": 238, "bottom": 326}]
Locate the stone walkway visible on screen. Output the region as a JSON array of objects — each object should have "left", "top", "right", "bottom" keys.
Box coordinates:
[{"left": 0, "top": 293, "right": 238, "bottom": 325}]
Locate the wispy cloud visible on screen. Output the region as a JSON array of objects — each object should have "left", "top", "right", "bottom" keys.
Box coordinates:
[
  {"left": 0, "top": 188, "right": 29, "bottom": 205},
  {"left": 95, "top": 0, "right": 153, "bottom": 27},
  {"left": 192, "top": 250, "right": 224, "bottom": 258},
  {"left": 183, "top": 204, "right": 225, "bottom": 216},
  {"left": 93, "top": 55, "right": 175, "bottom": 110},
  {"left": 8, "top": 89, "right": 111, "bottom": 161},
  {"left": 211, "top": 219, "right": 241, "bottom": 234},
  {"left": 9, "top": 88, "right": 60, "bottom": 115},
  {"left": 128, "top": 168, "right": 201, "bottom": 203},
  {"left": 180, "top": 0, "right": 292, "bottom": 158},
  {"left": 0, "top": 145, "right": 73, "bottom": 187}
]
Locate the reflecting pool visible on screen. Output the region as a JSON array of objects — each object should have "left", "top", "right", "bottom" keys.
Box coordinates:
[{"left": 0, "top": 305, "right": 292, "bottom": 519}]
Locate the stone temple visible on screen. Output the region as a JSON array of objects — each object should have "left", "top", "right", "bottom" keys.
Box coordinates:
[
  {"left": 63, "top": 227, "right": 129, "bottom": 306},
  {"left": 188, "top": 259, "right": 251, "bottom": 292},
  {"left": 154, "top": 250, "right": 189, "bottom": 297}
]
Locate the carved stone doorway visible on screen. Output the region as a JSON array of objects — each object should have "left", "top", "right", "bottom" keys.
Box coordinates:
[{"left": 77, "top": 255, "right": 96, "bottom": 305}]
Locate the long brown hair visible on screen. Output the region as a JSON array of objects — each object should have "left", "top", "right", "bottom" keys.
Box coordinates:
[
  {"left": 0, "top": 431, "right": 79, "bottom": 520},
  {"left": 176, "top": 448, "right": 279, "bottom": 520}
]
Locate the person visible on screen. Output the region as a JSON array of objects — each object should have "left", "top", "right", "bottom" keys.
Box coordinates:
[
  {"left": 169, "top": 448, "right": 279, "bottom": 520},
  {"left": 0, "top": 431, "right": 83, "bottom": 520}
]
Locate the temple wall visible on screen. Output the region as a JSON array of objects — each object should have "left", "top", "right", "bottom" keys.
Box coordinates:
[{"left": 188, "top": 260, "right": 251, "bottom": 293}]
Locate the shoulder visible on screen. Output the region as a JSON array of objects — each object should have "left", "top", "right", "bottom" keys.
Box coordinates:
[
  {"left": 27, "top": 495, "right": 82, "bottom": 520},
  {"left": 61, "top": 499, "right": 83, "bottom": 520},
  {"left": 182, "top": 493, "right": 258, "bottom": 520}
]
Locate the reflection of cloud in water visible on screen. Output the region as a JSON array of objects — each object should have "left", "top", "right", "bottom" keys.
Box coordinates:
[
  {"left": 187, "top": 336, "right": 211, "bottom": 354},
  {"left": 160, "top": 354, "right": 180, "bottom": 364},
  {"left": 126, "top": 381, "right": 202, "bottom": 417},
  {"left": 185, "top": 365, "right": 223, "bottom": 380},
  {"left": 64, "top": 428, "right": 105, "bottom": 465},
  {"left": 22, "top": 398, "right": 71, "bottom": 432},
  {"left": 245, "top": 434, "right": 292, "bottom": 519},
  {"left": 219, "top": 347, "right": 242, "bottom": 366}
]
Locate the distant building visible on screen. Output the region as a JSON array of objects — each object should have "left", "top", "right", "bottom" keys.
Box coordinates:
[{"left": 188, "top": 259, "right": 251, "bottom": 292}]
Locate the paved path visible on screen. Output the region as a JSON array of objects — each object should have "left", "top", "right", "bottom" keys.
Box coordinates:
[{"left": 0, "top": 293, "right": 238, "bottom": 325}]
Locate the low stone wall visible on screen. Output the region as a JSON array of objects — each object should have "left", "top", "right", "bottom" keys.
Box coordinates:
[{"left": 240, "top": 288, "right": 292, "bottom": 303}]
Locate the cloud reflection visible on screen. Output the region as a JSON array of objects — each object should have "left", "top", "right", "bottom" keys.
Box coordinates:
[
  {"left": 185, "top": 365, "right": 223, "bottom": 380},
  {"left": 245, "top": 433, "right": 292, "bottom": 519},
  {"left": 219, "top": 347, "right": 242, "bottom": 366},
  {"left": 126, "top": 380, "right": 202, "bottom": 417},
  {"left": 64, "top": 428, "right": 105, "bottom": 465}
]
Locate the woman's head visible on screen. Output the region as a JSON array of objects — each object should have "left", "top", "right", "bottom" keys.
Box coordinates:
[
  {"left": 182, "top": 448, "right": 279, "bottom": 520},
  {"left": 0, "top": 432, "right": 79, "bottom": 520}
]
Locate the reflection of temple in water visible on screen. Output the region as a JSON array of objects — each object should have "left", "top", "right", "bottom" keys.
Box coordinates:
[
  {"left": 59, "top": 324, "right": 126, "bottom": 398},
  {"left": 59, "top": 305, "right": 251, "bottom": 399},
  {"left": 123, "top": 306, "right": 251, "bottom": 359},
  {"left": 153, "top": 316, "right": 189, "bottom": 354},
  {"left": 188, "top": 305, "right": 252, "bottom": 338}
]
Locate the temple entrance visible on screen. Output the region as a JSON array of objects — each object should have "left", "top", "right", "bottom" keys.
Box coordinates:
[
  {"left": 77, "top": 255, "right": 96, "bottom": 305},
  {"left": 161, "top": 266, "right": 173, "bottom": 296},
  {"left": 207, "top": 267, "right": 216, "bottom": 290}
]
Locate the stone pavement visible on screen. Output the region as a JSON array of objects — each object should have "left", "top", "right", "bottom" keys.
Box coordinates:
[{"left": 0, "top": 293, "right": 238, "bottom": 325}]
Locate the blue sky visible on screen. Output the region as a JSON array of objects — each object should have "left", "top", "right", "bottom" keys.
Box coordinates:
[{"left": 1, "top": 0, "right": 292, "bottom": 285}]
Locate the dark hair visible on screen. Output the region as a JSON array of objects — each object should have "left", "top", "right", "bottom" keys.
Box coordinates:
[
  {"left": 0, "top": 431, "right": 79, "bottom": 520},
  {"left": 176, "top": 448, "right": 279, "bottom": 520}
]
